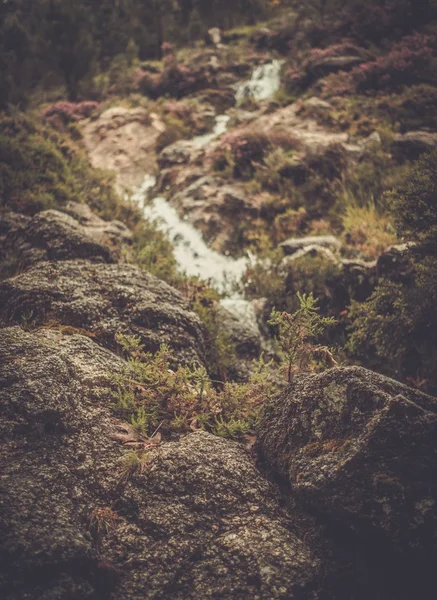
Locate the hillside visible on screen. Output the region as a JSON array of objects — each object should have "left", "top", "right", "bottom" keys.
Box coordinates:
[{"left": 2, "top": 1, "right": 437, "bottom": 598}]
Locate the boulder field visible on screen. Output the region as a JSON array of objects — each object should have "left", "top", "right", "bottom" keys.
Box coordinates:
[{"left": 1, "top": 203, "right": 437, "bottom": 599}]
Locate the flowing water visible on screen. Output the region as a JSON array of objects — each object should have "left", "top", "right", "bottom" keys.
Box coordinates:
[
  {"left": 143, "top": 193, "right": 249, "bottom": 294},
  {"left": 133, "top": 61, "right": 283, "bottom": 322},
  {"left": 235, "top": 59, "right": 284, "bottom": 103},
  {"left": 192, "top": 114, "right": 231, "bottom": 148}
]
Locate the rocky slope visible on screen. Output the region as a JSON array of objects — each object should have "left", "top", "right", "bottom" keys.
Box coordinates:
[
  {"left": 1, "top": 189, "right": 437, "bottom": 599},
  {"left": 2, "top": 12, "right": 437, "bottom": 600}
]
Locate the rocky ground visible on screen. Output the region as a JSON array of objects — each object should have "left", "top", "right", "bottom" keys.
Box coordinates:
[{"left": 2, "top": 15, "right": 437, "bottom": 600}]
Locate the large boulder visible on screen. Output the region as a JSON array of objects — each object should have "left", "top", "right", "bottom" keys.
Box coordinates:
[
  {"left": 0, "top": 327, "right": 125, "bottom": 600},
  {"left": 0, "top": 326, "right": 319, "bottom": 600},
  {"left": 257, "top": 367, "right": 437, "bottom": 564},
  {"left": 0, "top": 260, "right": 207, "bottom": 366},
  {"left": 0, "top": 209, "right": 122, "bottom": 272},
  {"left": 392, "top": 131, "right": 437, "bottom": 161}
]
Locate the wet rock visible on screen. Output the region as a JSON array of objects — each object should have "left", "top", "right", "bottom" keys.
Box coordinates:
[
  {"left": 257, "top": 366, "right": 437, "bottom": 563},
  {"left": 0, "top": 260, "right": 207, "bottom": 367},
  {"left": 392, "top": 131, "right": 437, "bottom": 161},
  {"left": 280, "top": 235, "right": 341, "bottom": 256},
  {"left": 1, "top": 209, "right": 120, "bottom": 270},
  {"left": 80, "top": 106, "right": 161, "bottom": 192},
  {"left": 170, "top": 176, "right": 260, "bottom": 251},
  {"left": 0, "top": 326, "right": 319, "bottom": 599},
  {"left": 376, "top": 243, "right": 414, "bottom": 283}
]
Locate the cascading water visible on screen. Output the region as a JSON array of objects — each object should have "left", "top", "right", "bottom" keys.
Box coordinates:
[
  {"left": 235, "top": 59, "right": 284, "bottom": 103},
  {"left": 133, "top": 61, "right": 283, "bottom": 325},
  {"left": 192, "top": 114, "right": 231, "bottom": 149},
  {"left": 143, "top": 192, "right": 249, "bottom": 294}
]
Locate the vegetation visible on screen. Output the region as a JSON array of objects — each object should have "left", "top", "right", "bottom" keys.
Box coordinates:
[
  {"left": 348, "top": 150, "right": 437, "bottom": 394},
  {"left": 0, "top": 109, "right": 118, "bottom": 216},
  {"left": 269, "top": 293, "right": 337, "bottom": 381},
  {"left": 112, "top": 333, "right": 278, "bottom": 441},
  {"left": 111, "top": 291, "right": 338, "bottom": 465},
  {"left": 0, "top": 0, "right": 271, "bottom": 107}
]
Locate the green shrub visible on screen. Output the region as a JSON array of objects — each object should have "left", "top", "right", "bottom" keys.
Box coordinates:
[
  {"left": 269, "top": 293, "right": 337, "bottom": 382},
  {"left": 348, "top": 150, "right": 437, "bottom": 393},
  {"left": 111, "top": 334, "right": 278, "bottom": 441},
  {"left": 183, "top": 279, "right": 238, "bottom": 381},
  {"left": 0, "top": 109, "right": 119, "bottom": 216},
  {"left": 390, "top": 84, "right": 437, "bottom": 131}
]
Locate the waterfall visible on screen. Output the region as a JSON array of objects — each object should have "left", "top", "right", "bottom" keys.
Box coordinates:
[{"left": 235, "top": 59, "right": 284, "bottom": 104}]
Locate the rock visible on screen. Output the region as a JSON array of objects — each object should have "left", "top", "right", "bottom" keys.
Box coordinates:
[
  {"left": 0, "top": 326, "right": 319, "bottom": 599},
  {"left": 0, "top": 212, "right": 31, "bottom": 279},
  {"left": 392, "top": 131, "right": 437, "bottom": 161},
  {"left": 218, "top": 299, "right": 264, "bottom": 380},
  {"left": 0, "top": 327, "right": 125, "bottom": 599},
  {"left": 63, "top": 202, "right": 133, "bottom": 249},
  {"left": 1, "top": 209, "right": 120, "bottom": 271},
  {"left": 0, "top": 260, "right": 207, "bottom": 367},
  {"left": 280, "top": 235, "right": 342, "bottom": 256},
  {"left": 340, "top": 258, "right": 377, "bottom": 302},
  {"left": 158, "top": 140, "right": 199, "bottom": 169},
  {"left": 376, "top": 243, "right": 414, "bottom": 283},
  {"left": 80, "top": 106, "right": 160, "bottom": 192},
  {"left": 170, "top": 176, "right": 260, "bottom": 251},
  {"left": 257, "top": 366, "right": 437, "bottom": 563},
  {"left": 249, "top": 103, "right": 362, "bottom": 157},
  {"left": 307, "top": 55, "right": 363, "bottom": 79},
  {"left": 301, "top": 97, "right": 332, "bottom": 111},
  {"left": 282, "top": 244, "right": 339, "bottom": 266}
]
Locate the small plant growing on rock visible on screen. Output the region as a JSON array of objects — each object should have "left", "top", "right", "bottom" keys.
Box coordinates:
[
  {"left": 269, "top": 292, "right": 337, "bottom": 382},
  {"left": 88, "top": 507, "right": 119, "bottom": 553},
  {"left": 111, "top": 333, "right": 278, "bottom": 441}
]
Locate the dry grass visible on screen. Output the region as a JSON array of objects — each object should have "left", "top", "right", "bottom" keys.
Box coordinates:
[{"left": 342, "top": 204, "right": 397, "bottom": 259}]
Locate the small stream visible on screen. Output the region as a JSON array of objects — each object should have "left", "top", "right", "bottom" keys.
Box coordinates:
[
  {"left": 235, "top": 59, "right": 284, "bottom": 103},
  {"left": 133, "top": 61, "right": 283, "bottom": 321}
]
